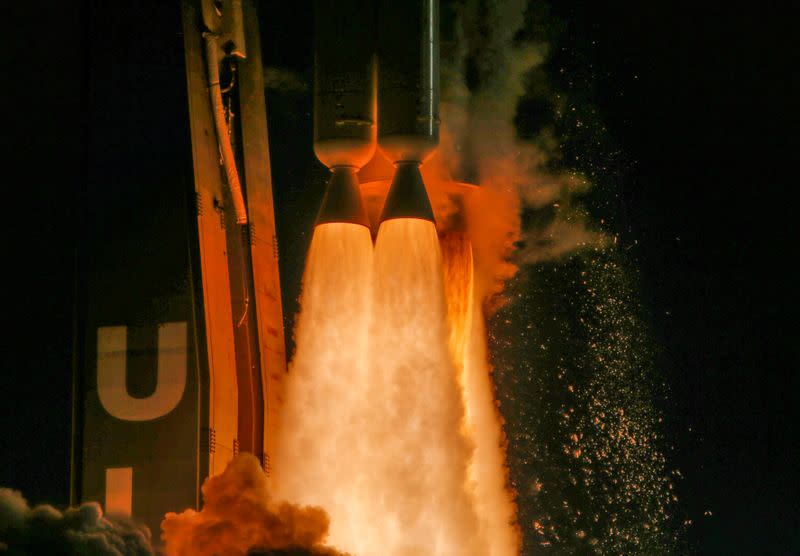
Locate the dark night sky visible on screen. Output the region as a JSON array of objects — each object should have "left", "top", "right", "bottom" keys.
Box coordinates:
[{"left": 2, "top": 1, "right": 797, "bottom": 554}]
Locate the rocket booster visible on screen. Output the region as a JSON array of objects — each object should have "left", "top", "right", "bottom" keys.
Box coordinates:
[
  {"left": 313, "top": 0, "right": 374, "bottom": 228},
  {"left": 313, "top": 0, "right": 440, "bottom": 230}
]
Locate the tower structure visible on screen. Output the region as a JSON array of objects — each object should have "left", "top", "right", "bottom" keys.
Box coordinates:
[{"left": 71, "top": 0, "right": 286, "bottom": 539}]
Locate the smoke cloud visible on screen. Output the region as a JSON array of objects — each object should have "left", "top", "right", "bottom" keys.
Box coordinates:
[
  {"left": 0, "top": 487, "right": 153, "bottom": 555},
  {"left": 438, "top": 0, "right": 608, "bottom": 305},
  {"left": 161, "top": 454, "right": 348, "bottom": 556}
]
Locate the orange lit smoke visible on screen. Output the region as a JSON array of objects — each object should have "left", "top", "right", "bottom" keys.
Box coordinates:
[
  {"left": 271, "top": 209, "right": 519, "bottom": 555},
  {"left": 161, "top": 453, "right": 346, "bottom": 556}
]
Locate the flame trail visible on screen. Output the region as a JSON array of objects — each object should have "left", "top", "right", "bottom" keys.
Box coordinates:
[
  {"left": 274, "top": 217, "right": 518, "bottom": 555},
  {"left": 463, "top": 300, "right": 521, "bottom": 555},
  {"left": 364, "top": 218, "right": 485, "bottom": 555},
  {"left": 442, "top": 232, "right": 521, "bottom": 556},
  {"left": 273, "top": 222, "right": 374, "bottom": 550}
]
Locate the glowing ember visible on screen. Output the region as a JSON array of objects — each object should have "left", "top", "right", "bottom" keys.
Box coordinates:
[{"left": 273, "top": 218, "right": 519, "bottom": 555}]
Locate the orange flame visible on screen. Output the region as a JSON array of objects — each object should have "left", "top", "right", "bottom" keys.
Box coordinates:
[{"left": 270, "top": 218, "right": 519, "bottom": 555}]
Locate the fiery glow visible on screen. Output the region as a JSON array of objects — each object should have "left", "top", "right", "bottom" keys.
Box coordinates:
[
  {"left": 442, "top": 232, "right": 521, "bottom": 556},
  {"left": 162, "top": 454, "right": 345, "bottom": 555},
  {"left": 273, "top": 218, "right": 519, "bottom": 555},
  {"left": 364, "top": 218, "right": 484, "bottom": 555},
  {"left": 272, "top": 222, "right": 374, "bottom": 548}
]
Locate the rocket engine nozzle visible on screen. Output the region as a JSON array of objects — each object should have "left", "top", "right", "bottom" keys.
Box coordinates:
[
  {"left": 317, "top": 166, "right": 370, "bottom": 228},
  {"left": 376, "top": 0, "right": 439, "bottom": 228},
  {"left": 312, "top": 1, "right": 375, "bottom": 229},
  {"left": 379, "top": 162, "right": 435, "bottom": 224}
]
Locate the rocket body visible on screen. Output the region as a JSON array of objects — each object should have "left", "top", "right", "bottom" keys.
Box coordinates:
[{"left": 313, "top": 0, "right": 441, "bottom": 230}]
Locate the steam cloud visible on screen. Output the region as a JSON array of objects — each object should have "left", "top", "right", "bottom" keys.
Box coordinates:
[
  {"left": 161, "top": 454, "right": 348, "bottom": 556},
  {"left": 438, "top": 0, "right": 608, "bottom": 305},
  {"left": 0, "top": 487, "right": 153, "bottom": 555}
]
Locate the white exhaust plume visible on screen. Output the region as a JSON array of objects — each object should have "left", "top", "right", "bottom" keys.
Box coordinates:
[
  {"left": 272, "top": 217, "right": 516, "bottom": 555},
  {"left": 272, "top": 222, "right": 375, "bottom": 553},
  {"left": 364, "top": 218, "right": 486, "bottom": 555}
]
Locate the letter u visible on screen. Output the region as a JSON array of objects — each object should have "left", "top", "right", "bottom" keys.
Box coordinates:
[{"left": 97, "top": 322, "right": 187, "bottom": 421}]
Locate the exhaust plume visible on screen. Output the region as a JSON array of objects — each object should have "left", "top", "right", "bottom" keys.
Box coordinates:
[
  {"left": 366, "top": 218, "right": 486, "bottom": 555},
  {"left": 161, "top": 454, "right": 347, "bottom": 556},
  {"left": 441, "top": 233, "right": 521, "bottom": 554},
  {"left": 274, "top": 217, "right": 520, "bottom": 555},
  {"left": 272, "top": 223, "right": 374, "bottom": 552},
  {"left": 0, "top": 487, "right": 152, "bottom": 555}
]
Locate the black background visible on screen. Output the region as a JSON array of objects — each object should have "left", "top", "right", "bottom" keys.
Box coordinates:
[{"left": 2, "top": 1, "right": 796, "bottom": 554}]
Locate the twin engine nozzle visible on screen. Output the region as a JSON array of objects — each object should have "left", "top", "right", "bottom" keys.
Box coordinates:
[{"left": 313, "top": 0, "right": 439, "bottom": 231}]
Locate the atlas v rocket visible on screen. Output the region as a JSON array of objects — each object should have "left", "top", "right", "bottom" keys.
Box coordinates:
[{"left": 71, "top": 0, "right": 442, "bottom": 541}]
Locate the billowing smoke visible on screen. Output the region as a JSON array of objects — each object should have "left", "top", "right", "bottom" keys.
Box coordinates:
[
  {"left": 438, "top": 0, "right": 607, "bottom": 306},
  {"left": 161, "top": 454, "right": 348, "bottom": 556},
  {"left": 442, "top": 3, "right": 686, "bottom": 552},
  {"left": 0, "top": 487, "right": 153, "bottom": 555}
]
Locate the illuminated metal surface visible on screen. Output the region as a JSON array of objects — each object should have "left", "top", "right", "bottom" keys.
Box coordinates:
[
  {"left": 238, "top": 0, "right": 288, "bottom": 474},
  {"left": 72, "top": 0, "right": 287, "bottom": 542}
]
